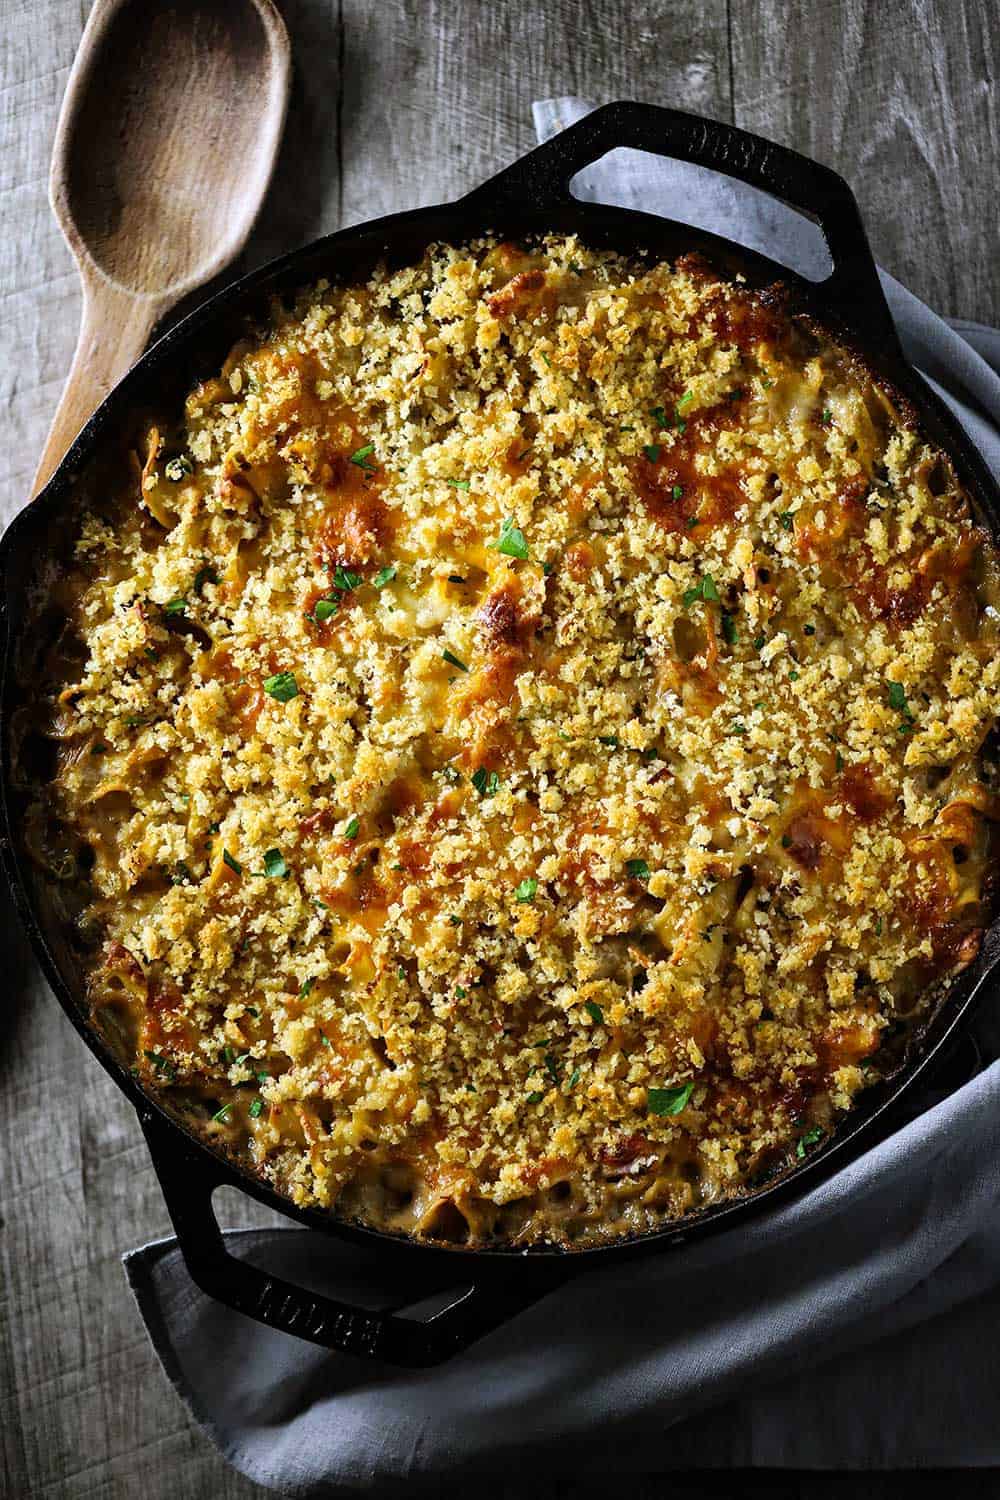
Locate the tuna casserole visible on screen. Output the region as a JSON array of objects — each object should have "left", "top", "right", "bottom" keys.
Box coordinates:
[{"left": 25, "top": 235, "right": 1000, "bottom": 1247}]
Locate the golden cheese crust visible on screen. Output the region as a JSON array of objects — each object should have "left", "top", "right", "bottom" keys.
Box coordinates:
[{"left": 26, "top": 235, "right": 1000, "bottom": 1247}]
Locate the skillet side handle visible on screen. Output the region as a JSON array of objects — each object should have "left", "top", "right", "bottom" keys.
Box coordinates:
[
  {"left": 465, "top": 100, "right": 899, "bottom": 356},
  {"left": 138, "top": 1108, "right": 551, "bottom": 1366}
]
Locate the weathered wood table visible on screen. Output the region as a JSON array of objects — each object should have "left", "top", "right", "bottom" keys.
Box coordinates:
[{"left": 1, "top": 2, "right": 996, "bottom": 1495}]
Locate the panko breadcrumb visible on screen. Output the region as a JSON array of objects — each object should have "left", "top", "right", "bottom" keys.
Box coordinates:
[{"left": 29, "top": 234, "right": 1000, "bottom": 1247}]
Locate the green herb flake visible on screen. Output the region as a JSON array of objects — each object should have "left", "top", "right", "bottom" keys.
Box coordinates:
[
  {"left": 445, "top": 477, "right": 471, "bottom": 491},
  {"left": 598, "top": 734, "right": 619, "bottom": 749},
  {"left": 676, "top": 391, "right": 694, "bottom": 412},
  {"left": 649, "top": 405, "right": 668, "bottom": 428},
  {"left": 671, "top": 484, "right": 683, "bottom": 500},
  {"left": 527, "top": 1091, "right": 544, "bottom": 1104},
  {"left": 263, "top": 671, "right": 299, "bottom": 703},
  {"left": 455, "top": 985, "right": 468, "bottom": 999},
  {"left": 643, "top": 443, "right": 661, "bottom": 463},
  {"left": 686, "top": 514, "right": 699, "bottom": 529},
  {"left": 753, "top": 634, "right": 766, "bottom": 651},
  {"left": 332, "top": 565, "right": 362, "bottom": 592},
  {"left": 163, "top": 597, "right": 188, "bottom": 616},
  {"left": 584, "top": 1000, "right": 604, "bottom": 1025},
  {"left": 222, "top": 850, "right": 242, "bottom": 875},
  {"left": 887, "top": 681, "right": 908, "bottom": 712},
  {"left": 779, "top": 511, "right": 794, "bottom": 531},
  {"left": 543, "top": 1052, "right": 561, "bottom": 1085},
  {"left": 721, "top": 611, "right": 738, "bottom": 645},
  {"left": 788, "top": 670, "right": 800, "bottom": 682},
  {"left": 261, "top": 848, "right": 289, "bottom": 879},
  {"left": 211, "top": 1104, "right": 232, "bottom": 1124},
  {"left": 343, "top": 815, "right": 360, "bottom": 840},
  {"left": 514, "top": 877, "right": 538, "bottom": 904},
  {"left": 349, "top": 443, "right": 376, "bottom": 472},
  {"left": 489, "top": 517, "right": 530, "bottom": 560},
  {"left": 796, "top": 1126, "right": 824, "bottom": 1158},
  {"left": 471, "top": 767, "right": 501, "bottom": 798},
  {"left": 728, "top": 722, "right": 748, "bottom": 737},
  {"left": 683, "top": 572, "right": 720, "bottom": 608},
  {"left": 442, "top": 648, "right": 469, "bottom": 672},
  {"left": 567, "top": 1066, "right": 582, "bottom": 1090},
  {"left": 835, "top": 750, "right": 844, "bottom": 773},
  {"left": 249, "top": 1097, "right": 265, "bottom": 1119},
  {"left": 647, "top": 1081, "right": 694, "bottom": 1116},
  {"left": 313, "top": 597, "right": 339, "bottom": 621},
  {"left": 300, "top": 978, "right": 315, "bottom": 998},
  {"left": 625, "top": 858, "right": 650, "bottom": 881}
]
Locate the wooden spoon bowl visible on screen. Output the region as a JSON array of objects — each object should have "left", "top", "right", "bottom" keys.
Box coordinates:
[{"left": 33, "top": 0, "right": 290, "bottom": 496}]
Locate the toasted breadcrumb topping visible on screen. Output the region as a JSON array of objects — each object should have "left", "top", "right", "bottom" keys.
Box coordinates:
[{"left": 32, "top": 236, "right": 1000, "bottom": 1246}]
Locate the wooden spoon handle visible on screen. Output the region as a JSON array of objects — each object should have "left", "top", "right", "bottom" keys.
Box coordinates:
[{"left": 31, "top": 276, "right": 167, "bottom": 498}]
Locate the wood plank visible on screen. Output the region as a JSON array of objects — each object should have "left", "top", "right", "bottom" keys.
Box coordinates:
[
  {"left": 729, "top": 0, "right": 999, "bottom": 323},
  {"left": 337, "top": 0, "right": 732, "bottom": 223}
]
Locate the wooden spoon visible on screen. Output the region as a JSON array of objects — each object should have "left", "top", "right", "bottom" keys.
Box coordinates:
[{"left": 32, "top": 0, "right": 291, "bottom": 497}]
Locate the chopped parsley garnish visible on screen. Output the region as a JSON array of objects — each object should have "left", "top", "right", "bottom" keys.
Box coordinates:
[
  {"left": 543, "top": 1052, "right": 561, "bottom": 1085},
  {"left": 442, "top": 648, "right": 468, "bottom": 671},
  {"left": 821, "top": 409, "right": 832, "bottom": 424},
  {"left": 567, "top": 1066, "right": 582, "bottom": 1090},
  {"left": 222, "top": 850, "right": 242, "bottom": 875},
  {"left": 721, "top": 611, "right": 738, "bottom": 645},
  {"left": 263, "top": 671, "right": 298, "bottom": 702},
  {"left": 527, "top": 1091, "right": 544, "bottom": 1104},
  {"left": 835, "top": 750, "right": 845, "bottom": 772},
  {"left": 682, "top": 572, "right": 720, "bottom": 608},
  {"left": 778, "top": 510, "right": 794, "bottom": 530},
  {"left": 260, "top": 848, "right": 289, "bottom": 879},
  {"left": 686, "top": 514, "right": 699, "bottom": 529},
  {"left": 643, "top": 443, "right": 661, "bottom": 463},
  {"left": 164, "top": 455, "right": 192, "bottom": 481},
  {"left": 193, "top": 564, "right": 219, "bottom": 594},
  {"left": 874, "top": 916, "right": 884, "bottom": 936},
  {"left": 124, "top": 714, "right": 147, "bottom": 728},
  {"left": 163, "top": 597, "right": 188, "bottom": 616},
  {"left": 373, "top": 566, "right": 397, "bottom": 587},
  {"left": 672, "top": 484, "right": 683, "bottom": 500},
  {"left": 332, "top": 565, "right": 362, "bottom": 592},
  {"left": 455, "top": 985, "right": 467, "bottom": 999},
  {"left": 598, "top": 734, "right": 619, "bottom": 749},
  {"left": 788, "top": 670, "right": 800, "bottom": 682},
  {"left": 649, "top": 405, "right": 667, "bottom": 428},
  {"left": 514, "top": 877, "right": 538, "bottom": 904},
  {"left": 489, "top": 517, "right": 530, "bottom": 560},
  {"left": 211, "top": 1104, "right": 232, "bottom": 1124},
  {"left": 796, "top": 1126, "right": 824, "bottom": 1158},
  {"left": 753, "top": 634, "right": 766, "bottom": 651},
  {"left": 888, "top": 680, "right": 916, "bottom": 731},
  {"left": 676, "top": 391, "right": 694, "bottom": 411},
  {"left": 144, "top": 1049, "right": 176, "bottom": 1082},
  {"left": 471, "top": 767, "right": 501, "bottom": 798},
  {"left": 584, "top": 1000, "right": 604, "bottom": 1025},
  {"left": 728, "top": 722, "right": 748, "bottom": 737},
  {"left": 343, "top": 815, "right": 360, "bottom": 840},
  {"left": 313, "top": 598, "right": 339, "bottom": 621},
  {"left": 446, "top": 477, "right": 471, "bottom": 491},
  {"left": 300, "top": 978, "right": 315, "bottom": 998},
  {"left": 647, "top": 1081, "right": 694, "bottom": 1116},
  {"left": 248, "top": 1097, "right": 265, "bottom": 1119},
  {"left": 349, "top": 443, "right": 376, "bottom": 472},
  {"left": 625, "top": 858, "right": 650, "bottom": 881}
]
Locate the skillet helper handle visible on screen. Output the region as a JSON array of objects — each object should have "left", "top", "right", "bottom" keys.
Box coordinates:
[
  {"left": 138, "top": 1108, "right": 550, "bottom": 1366},
  {"left": 466, "top": 100, "right": 899, "bottom": 355}
]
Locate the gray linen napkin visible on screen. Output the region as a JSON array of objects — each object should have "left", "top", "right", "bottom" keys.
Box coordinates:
[{"left": 123, "top": 100, "right": 1000, "bottom": 1493}]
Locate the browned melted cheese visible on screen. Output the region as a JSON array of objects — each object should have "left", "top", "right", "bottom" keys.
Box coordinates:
[{"left": 24, "top": 235, "right": 1000, "bottom": 1248}]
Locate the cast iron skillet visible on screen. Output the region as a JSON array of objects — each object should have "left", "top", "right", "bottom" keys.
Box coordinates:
[{"left": 3, "top": 102, "right": 999, "bottom": 1366}]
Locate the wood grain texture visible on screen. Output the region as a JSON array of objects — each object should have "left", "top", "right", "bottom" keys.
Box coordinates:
[
  {"left": 0, "top": 1, "right": 995, "bottom": 1496},
  {"left": 729, "top": 0, "right": 999, "bottom": 322}
]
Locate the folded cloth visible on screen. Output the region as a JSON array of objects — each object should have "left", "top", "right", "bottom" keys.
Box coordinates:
[{"left": 124, "top": 98, "right": 1000, "bottom": 1494}]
